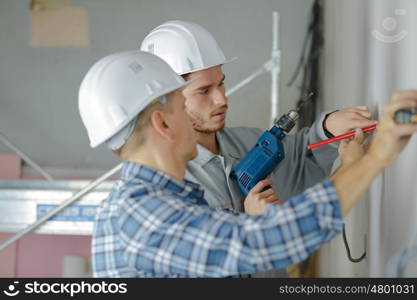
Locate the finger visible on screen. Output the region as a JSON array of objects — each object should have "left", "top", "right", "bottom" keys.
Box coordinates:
[
  {"left": 265, "top": 195, "right": 280, "bottom": 203},
  {"left": 265, "top": 193, "right": 280, "bottom": 203},
  {"left": 355, "top": 105, "right": 370, "bottom": 111},
  {"left": 250, "top": 179, "right": 273, "bottom": 194},
  {"left": 391, "top": 90, "right": 417, "bottom": 104},
  {"left": 348, "top": 110, "right": 372, "bottom": 119},
  {"left": 353, "top": 128, "right": 365, "bottom": 143},
  {"left": 346, "top": 109, "right": 372, "bottom": 119},
  {"left": 259, "top": 188, "right": 276, "bottom": 198},
  {"left": 347, "top": 118, "right": 377, "bottom": 129},
  {"left": 383, "top": 98, "right": 417, "bottom": 118},
  {"left": 271, "top": 199, "right": 284, "bottom": 205},
  {"left": 353, "top": 110, "right": 372, "bottom": 119},
  {"left": 395, "top": 123, "right": 417, "bottom": 137}
]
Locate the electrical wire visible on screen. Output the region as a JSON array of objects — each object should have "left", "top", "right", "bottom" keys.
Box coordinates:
[
  {"left": 287, "top": 0, "right": 324, "bottom": 130},
  {"left": 342, "top": 225, "right": 366, "bottom": 263}
]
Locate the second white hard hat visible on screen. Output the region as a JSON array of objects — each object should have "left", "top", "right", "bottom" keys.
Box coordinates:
[
  {"left": 140, "top": 20, "right": 237, "bottom": 75},
  {"left": 78, "top": 50, "right": 193, "bottom": 149}
]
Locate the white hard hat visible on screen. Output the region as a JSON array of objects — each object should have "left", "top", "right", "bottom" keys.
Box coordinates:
[
  {"left": 140, "top": 20, "right": 237, "bottom": 75},
  {"left": 78, "top": 50, "right": 193, "bottom": 149}
]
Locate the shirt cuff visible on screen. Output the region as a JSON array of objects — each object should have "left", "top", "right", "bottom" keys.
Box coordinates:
[
  {"left": 322, "top": 111, "right": 338, "bottom": 138},
  {"left": 311, "top": 111, "right": 339, "bottom": 149},
  {"left": 310, "top": 179, "right": 343, "bottom": 234}
]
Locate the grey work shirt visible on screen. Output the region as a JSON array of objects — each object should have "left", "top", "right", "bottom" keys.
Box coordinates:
[{"left": 185, "top": 112, "right": 338, "bottom": 277}]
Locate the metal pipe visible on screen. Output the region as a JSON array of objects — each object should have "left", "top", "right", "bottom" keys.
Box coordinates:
[
  {"left": 270, "top": 11, "right": 281, "bottom": 126},
  {"left": 0, "top": 131, "right": 54, "bottom": 181},
  {"left": 272, "top": 11, "right": 279, "bottom": 51},
  {"left": 225, "top": 63, "right": 269, "bottom": 97},
  {"left": 0, "top": 163, "right": 122, "bottom": 251}
]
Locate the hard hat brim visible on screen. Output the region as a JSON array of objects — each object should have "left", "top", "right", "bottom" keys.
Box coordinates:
[
  {"left": 225, "top": 56, "right": 238, "bottom": 65},
  {"left": 177, "top": 56, "right": 238, "bottom": 75}
]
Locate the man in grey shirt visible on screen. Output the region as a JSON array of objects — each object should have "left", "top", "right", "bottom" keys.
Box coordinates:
[{"left": 140, "top": 20, "right": 376, "bottom": 276}]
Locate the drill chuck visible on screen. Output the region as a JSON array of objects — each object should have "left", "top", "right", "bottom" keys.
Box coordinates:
[{"left": 275, "top": 110, "right": 299, "bottom": 133}]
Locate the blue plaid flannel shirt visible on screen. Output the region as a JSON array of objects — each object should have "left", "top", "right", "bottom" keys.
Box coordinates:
[{"left": 92, "top": 161, "right": 343, "bottom": 277}]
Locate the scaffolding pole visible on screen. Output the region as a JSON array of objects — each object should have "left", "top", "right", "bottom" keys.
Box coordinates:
[
  {"left": 0, "top": 163, "right": 122, "bottom": 251},
  {"left": 0, "top": 131, "right": 54, "bottom": 181}
]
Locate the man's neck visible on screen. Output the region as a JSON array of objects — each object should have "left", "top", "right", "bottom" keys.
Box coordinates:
[
  {"left": 126, "top": 148, "right": 186, "bottom": 181},
  {"left": 196, "top": 131, "right": 219, "bottom": 154}
]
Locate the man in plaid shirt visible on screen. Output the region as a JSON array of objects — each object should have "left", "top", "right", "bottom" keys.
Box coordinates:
[{"left": 78, "top": 51, "right": 417, "bottom": 277}]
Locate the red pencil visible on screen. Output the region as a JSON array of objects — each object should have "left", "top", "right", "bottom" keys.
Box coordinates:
[{"left": 307, "top": 124, "right": 377, "bottom": 150}]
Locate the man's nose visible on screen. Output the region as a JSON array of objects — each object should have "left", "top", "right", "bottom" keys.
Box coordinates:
[{"left": 213, "top": 88, "right": 228, "bottom": 106}]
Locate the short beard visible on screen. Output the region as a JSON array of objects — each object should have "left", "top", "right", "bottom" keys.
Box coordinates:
[
  {"left": 186, "top": 108, "right": 225, "bottom": 134},
  {"left": 194, "top": 122, "right": 225, "bottom": 134}
]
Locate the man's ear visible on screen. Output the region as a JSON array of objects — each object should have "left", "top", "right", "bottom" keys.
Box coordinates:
[{"left": 149, "top": 110, "right": 175, "bottom": 141}]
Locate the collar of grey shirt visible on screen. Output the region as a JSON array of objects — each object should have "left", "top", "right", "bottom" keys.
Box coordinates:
[{"left": 191, "top": 129, "right": 242, "bottom": 166}]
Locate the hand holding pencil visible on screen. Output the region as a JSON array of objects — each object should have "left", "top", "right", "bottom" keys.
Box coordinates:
[
  {"left": 308, "top": 106, "right": 417, "bottom": 149},
  {"left": 307, "top": 123, "right": 377, "bottom": 150}
]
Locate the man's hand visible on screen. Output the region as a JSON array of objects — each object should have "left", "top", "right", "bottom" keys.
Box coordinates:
[
  {"left": 338, "top": 128, "right": 366, "bottom": 170},
  {"left": 324, "top": 106, "right": 375, "bottom": 136},
  {"left": 331, "top": 91, "right": 417, "bottom": 216},
  {"left": 366, "top": 91, "right": 417, "bottom": 168},
  {"left": 244, "top": 179, "right": 282, "bottom": 215}
]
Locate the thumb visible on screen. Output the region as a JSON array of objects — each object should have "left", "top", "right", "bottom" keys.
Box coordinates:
[
  {"left": 354, "top": 128, "right": 364, "bottom": 144},
  {"left": 250, "top": 179, "right": 273, "bottom": 194}
]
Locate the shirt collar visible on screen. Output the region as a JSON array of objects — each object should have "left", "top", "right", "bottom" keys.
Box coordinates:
[
  {"left": 190, "top": 129, "right": 240, "bottom": 166},
  {"left": 217, "top": 129, "right": 240, "bottom": 159},
  {"left": 121, "top": 161, "right": 205, "bottom": 201},
  {"left": 192, "top": 144, "right": 216, "bottom": 166}
]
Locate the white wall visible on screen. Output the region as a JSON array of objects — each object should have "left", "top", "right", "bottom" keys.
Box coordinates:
[
  {"left": 320, "top": 0, "right": 417, "bottom": 277},
  {"left": 0, "top": 0, "right": 313, "bottom": 177}
]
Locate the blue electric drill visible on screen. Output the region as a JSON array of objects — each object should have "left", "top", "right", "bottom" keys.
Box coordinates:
[{"left": 231, "top": 93, "right": 313, "bottom": 196}]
